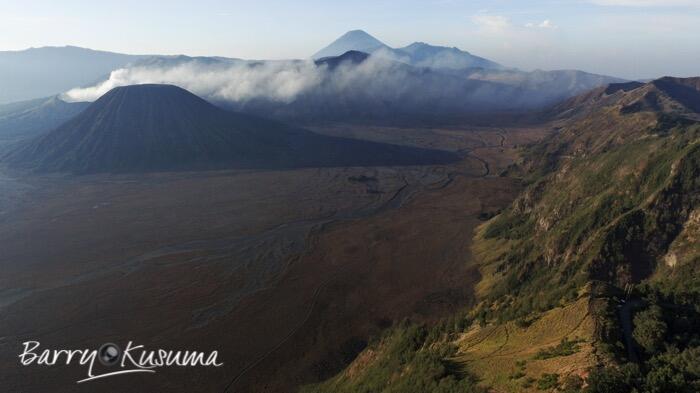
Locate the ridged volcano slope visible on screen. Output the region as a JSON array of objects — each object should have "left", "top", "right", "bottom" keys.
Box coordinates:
[{"left": 3, "top": 84, "right": 458, "bottom": 173}]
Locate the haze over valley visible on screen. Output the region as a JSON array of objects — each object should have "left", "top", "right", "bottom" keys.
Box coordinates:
[{"left": 1, "top": 3, "right": 699, "bottom": 392}]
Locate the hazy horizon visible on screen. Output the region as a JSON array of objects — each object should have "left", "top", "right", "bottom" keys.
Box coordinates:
[{"left": 1, "top": 0, "right": 699, "bottom": 80}]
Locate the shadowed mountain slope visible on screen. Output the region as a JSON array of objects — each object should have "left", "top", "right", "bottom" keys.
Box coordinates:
[
  {"left": 550, "top": 76, "right": 700, "bottom": 122},
  {"left": 2, "top": 84, "right": 458, "bottom": 174},
  {"left": 314, "top": 50, "right": 370, "bottom": 69},
  {"left": 0, "top": 96, "right": 89, "bottom": 147}
]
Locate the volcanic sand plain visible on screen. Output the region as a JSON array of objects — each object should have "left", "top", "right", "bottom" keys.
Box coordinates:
[{"left": 0, "top": 124, "right": 550, "bottom": 392}]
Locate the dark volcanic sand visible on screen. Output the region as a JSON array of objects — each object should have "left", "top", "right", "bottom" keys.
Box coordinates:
[{"left": 0, "top": 125, "right": 549, "bottom": 393}]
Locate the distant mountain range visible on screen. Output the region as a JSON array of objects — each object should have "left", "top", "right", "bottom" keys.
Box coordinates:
[
  {"left": 219, "top": 49, "right": 623, "bottom": 123},
  {"left": 0, "top": 31, "right": 625, "bottom": 123},
  {"left": 313, "top": 29, "right": 503, "bottom": 70},
  {"left": 0, "top": 46, "right": 147, "bottom": 104},
  {"left": 2, "top": 84, "right": 458, "bottom": 173},
  {"left": 397, "top": 42, "right": 502, "bottom": 71}
]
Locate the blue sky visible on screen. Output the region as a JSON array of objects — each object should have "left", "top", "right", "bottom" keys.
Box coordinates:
[{"left": 1, "top": 0, "right": 698, "bottom": 79}]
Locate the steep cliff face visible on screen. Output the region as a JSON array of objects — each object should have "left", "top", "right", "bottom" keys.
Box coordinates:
[
  {"left": 590, "top": 142, "right": 700, "bottom": 285},
  {"left": 476, "top": 78, "right": 700, "bottom": 320},
  {"left": 457, "top": 78, "right": 700, "bottom": 392}
]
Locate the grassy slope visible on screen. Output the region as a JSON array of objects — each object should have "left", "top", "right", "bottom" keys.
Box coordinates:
[
  {"left": 474, "top": 113, "right": 699, "bottom": 322},
  {"left": 455, "top": 297, "right": 596, "bottom": 392},
  {"left": 300, "top": 321, "right": 486, "bottom": 393},
  {"left": 463, "top": 100, "right": 700, "bottom": 391},
  {"left": 299, "top": 81, "right": 700, "bottom": 392}
]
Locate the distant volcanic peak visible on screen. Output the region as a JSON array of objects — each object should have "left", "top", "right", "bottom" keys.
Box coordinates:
[
  {"left": 100, "top": 83, "right": 204, "bottom": 102},
  {"left": 395, "top": 42, "right": 501, "bottom": 70},
  {"left": 336, "top": 30, "right": 384, "bottom": 47},
  {"left": 4, "top": 83, "right": 236, "bottom": 172},
  {"left": 87, "top": 84, "right": 221, "bottom": 119},
  {"left": 342, "top": 29, "right": 379, "bottom": 38},
  {"left": 312, "top": 29, "right": 387, "bottom": 59},
  {"left": 4, "top": 83, "right": 458, "bottom": 174}
]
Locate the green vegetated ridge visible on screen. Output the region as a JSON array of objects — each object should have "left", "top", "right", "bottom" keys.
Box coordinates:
[
  {"left": 301, "top": 77, "right": 700, "bottom": 392},
  {"left": 300, "top": 320, "right": 486, "bottom": 393}
]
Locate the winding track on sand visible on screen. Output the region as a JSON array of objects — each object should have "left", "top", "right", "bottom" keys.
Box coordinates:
[
  {"left": 219, "top": 173, "right": 421, "bottom": 391},
  {"left": 221, "top": 129, "right": 510, "bottom": 391},
  {"left": 432, "top": 130, "right": 506, "bottom": 191},
  {"left": 220, "top": 172, "right": 429, "bottom": 392}
]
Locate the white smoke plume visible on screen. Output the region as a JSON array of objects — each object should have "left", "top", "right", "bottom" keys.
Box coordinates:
[
  {"left": 59, "top": 54, "right": 611, "bottom": 117},
  {"left": 60, "top": 55, "right": 438, "bottom": 112},
  {"left": 62, "top": 59, "right": 327, "bottom": 103}
]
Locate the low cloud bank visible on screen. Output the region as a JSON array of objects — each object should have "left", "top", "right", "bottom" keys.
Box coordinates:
[
  {"left": 61, "top": 54, "right": 617, "bottom": 120},
  {"left": 62, "top": 57, "right": 392, "bottom": 104},
  {"left": 63, "top": 59, "right": 328, "bottom": 103}
]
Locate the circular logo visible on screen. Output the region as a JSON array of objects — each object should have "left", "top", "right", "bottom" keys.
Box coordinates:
[{"left": 98, "top": 343, "right": 121, "bottom": 366}]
